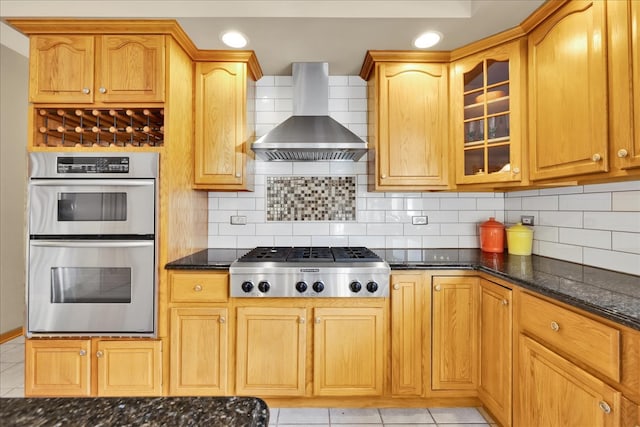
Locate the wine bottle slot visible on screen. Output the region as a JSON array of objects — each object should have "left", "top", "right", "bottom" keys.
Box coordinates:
[
  {"left": 74, "top": 109, "right": 99, "bottom": 126},
  {"left": 125, "top": 109, "right": 149, "bottom": 127},
  {"left": 55, "top": 109, "right": 83, "bottom": 127}
]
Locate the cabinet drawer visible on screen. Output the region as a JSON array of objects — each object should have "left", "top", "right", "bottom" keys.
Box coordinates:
[
  {"left": 170, "top": 272, "right": 229, "bottom": 303},
  {"left": 519, "top": 292, "right": 620, "bottom": 381}
]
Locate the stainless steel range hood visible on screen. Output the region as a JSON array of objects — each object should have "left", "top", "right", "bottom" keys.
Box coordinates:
[{"left": 251, "top": 62, "right": 368, "bottom": 161}]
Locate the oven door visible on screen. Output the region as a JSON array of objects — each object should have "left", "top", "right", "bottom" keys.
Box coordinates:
[
  {"left": 29, "top": 179, "right": 155, "bottom": 236},
  {"left": 28, "top": 240, "right": 155, "bottom": 336}
]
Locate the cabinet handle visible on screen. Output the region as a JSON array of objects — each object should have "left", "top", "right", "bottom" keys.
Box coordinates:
[
  {"left": 434, "top": 284, "right": 441, "bottom": 291},
  {"left": 96, "top": 351, "right": 104, "bottom": 358},
  {"left": 193, "top": 284, "right": 203, "bottom": 292},
  {"left": 617, "top": 149, "right": 629, "bottom": 158},
  {"left": 592, "top": 153, "right": 602, "bottom": 162},
  {"left": 79, "top": 350, "right": 86, "bottom": 356},
  {"left": 598, "top": 401, "right": 611, "bottom": 414},
  {"left": 315, "top": 317, "right": 321, "bottom": 324},
  {"left": 393, "top": 284, "right": 400, "bottom": 290},
  {"left": 512, "top": 167, "right": 520, "bottom": 175},
  {"left": 219, "top": 317, "right": 226, "bottom": 324},
  {"left": 298, "top": 317, "right": 305, "bottom": 324},
  {"left": 501, "top": 299, "right": 509, "bottom": 306},
  {"left": 99, "top": 87, "right": 107, "bottom": 94},
  {"left": 82, "top": 87, "right": 90, "bottom": 95},
  {"left": 550, "top": 321, "right": 560, "bottom": 332}
]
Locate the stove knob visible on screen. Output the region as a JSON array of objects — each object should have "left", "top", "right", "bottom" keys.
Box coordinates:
[
  {"left": 312, "top": 281, "right": 325, "bottom": 293},
  {"left": 295, "top": 281, "right": 308, "bottom": 293},
  {"left": 241, "top": 281, "right": 254, "bottom": 293},
  {"left": 258, "top": 281, "right": 271, "bottom": 293},
  {"left": 349, "top": 281, "right": 362, "bottom": 293},
  {"left": 366, "top": 281, "right": 379, "bottom": 293}
]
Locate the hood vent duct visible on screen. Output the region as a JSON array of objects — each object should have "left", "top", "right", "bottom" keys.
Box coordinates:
[{"left": 251, "top": 62, "right": 368, "bottom": 161}]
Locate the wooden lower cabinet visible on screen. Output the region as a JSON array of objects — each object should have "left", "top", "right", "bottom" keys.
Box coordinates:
[
  {"left": 314, "top": 307, "right": 384, "bottom": 396},
  {"left": 25, "top": 339, "right": 162, "bottom": 397},
  {"left": 517, "top": 335, "right": 622, "bottom": 427},
  {"left": 390, "top": 272, "right": 425, "bottom": 396},
  {"left": 431, "top": 276, "right": 479, "bottom": 391},
  {"left": 170, "top": 307, "right": 228, "bottom": 395},
  {"left": 235, "top": 306, "right": 306, "bottom": 396},
  {"left": 478, "top": 279, "right": 512, "bottom": 427}
]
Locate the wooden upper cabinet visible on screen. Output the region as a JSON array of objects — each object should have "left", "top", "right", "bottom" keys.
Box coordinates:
[
  {"left": 29, "top": 35, "right": 95, "bottom": 104},
  {"left": 528, "top": 0, "right": 609, "bottom": 180},
  {"left": 194, "top": 61, "right": 255, "bottom": 191},
  {"left": 608, "top": 0, "right": 640, "bottom": 171},
  {"left": 451, "top": 39, "right": 526, "bottom": 186},
  {"left": 365, "top": 59, "right": 450, "bottom": 191},
  {"left": 96, "top": 35, "right": 165, "bottom": 103},
  {"left": 29, "top": 34, "right": 165, "bottom": 104}
]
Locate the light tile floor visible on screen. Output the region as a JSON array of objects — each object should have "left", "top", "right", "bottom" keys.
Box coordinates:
[{"left": 1, "top": 337, "right": 495, "bottom": 426}]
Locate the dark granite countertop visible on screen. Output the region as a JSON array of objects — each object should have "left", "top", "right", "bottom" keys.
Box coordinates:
[
  {"left": 166, "top": 248, "right": 640, "bottom": 331},
  {"left": 0, "top": 396, "right": 269, "bottom": 427}
]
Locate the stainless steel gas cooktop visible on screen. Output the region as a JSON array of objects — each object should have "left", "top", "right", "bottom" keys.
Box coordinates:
[{"left": 229, "top": 246, "right": 390, "bottom": 298}]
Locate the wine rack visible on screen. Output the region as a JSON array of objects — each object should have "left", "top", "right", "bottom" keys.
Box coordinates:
[{"left": 35, "top": 108, "right": 164, "bottom": 148}]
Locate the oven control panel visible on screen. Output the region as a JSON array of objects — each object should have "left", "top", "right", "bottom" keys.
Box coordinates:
[{"left": 57, "top": 156, "right": 130, "bottom": 174}]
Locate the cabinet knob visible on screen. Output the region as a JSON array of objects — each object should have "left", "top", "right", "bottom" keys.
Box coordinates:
[
  {"left": 315, "top": 317, "right": 321, "bottom": 324},
  {"left": 550, "top": 321, "right": 560, "bottom": 332},
  {"left": 298, "top": 317, "right": 305, "bottom": 324},
  {"left": 193, "top": 284, "right": 203, "bottom": 292},
  {"left": 235, "top": 173, "right": 241, "bottom": 178},
  {"left": 434, "top": 284, "right": 441, "bottom": 291},
  {"left": 219, "top": 317, "right": 226, "bottom": 324},
  {"left": 79, "top": 350, "right": 87, "bottom": 356},
  {"left": 592, "top": 153, "right": 602, "bottom": 162},
  {"left": 512, "top": 167, "right": 520, "bottom": 175},
  {"left": 381, "top": 174, "right": 387, "bottom": 179},
  {"left": 501, "top": 299, "right": 509, "bottom": 306},
  {"left": 82, "top": 87, "right": 90, "bottom": 95},
  {"left": 598, "top": 401, "right": 611, "bottom": 414},
  {"left": 96, "top": 351, "right": 104, "bottom": 358},
  {"left": 99, "top": 87, "right": 107, "bottom": 94},
  {"left": 617, "top": 149, "right": 629, "bottom": 158},
  {"left": 393, "top": 284, "right": 400, "bottom": 290}
]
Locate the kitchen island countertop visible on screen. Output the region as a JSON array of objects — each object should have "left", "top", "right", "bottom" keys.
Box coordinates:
[
  {"left": 166, "top": 248, "right": 640, "bottom": 331},
  {"left": 0, "top": 396, "right": 269, "bottom": 427}
]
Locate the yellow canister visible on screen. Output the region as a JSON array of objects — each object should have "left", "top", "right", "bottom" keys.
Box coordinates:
[{"left": 506, "top": 222, "right": 534, "bottom": 255}]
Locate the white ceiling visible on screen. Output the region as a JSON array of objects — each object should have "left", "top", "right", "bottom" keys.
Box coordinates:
[{"left": 0, "top": 0, "right": 545, "bottom": 75}]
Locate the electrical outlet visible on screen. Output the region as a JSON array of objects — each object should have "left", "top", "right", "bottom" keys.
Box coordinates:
[
  {"left": 412, "top": 216, "right": 428, "bottom": 225},
  {"left": 521, "top": 215, "right": 534, "bottom": 226},
  {"left": 230, "top": 215, "right": 247, "bottom": 225}
]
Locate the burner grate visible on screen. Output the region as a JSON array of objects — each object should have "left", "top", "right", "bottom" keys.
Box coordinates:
[
  {"left": 238, "top": 247, "right": 291, "bottom": 262},
  {"left": 287, "top": 247, "right": 334, "bottom": 262},
  {"left": 331, "top": 247, "right": 383, "bottom": 262}
]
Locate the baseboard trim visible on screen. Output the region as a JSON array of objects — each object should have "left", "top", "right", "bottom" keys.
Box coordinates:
[{"left": 0, "top": 327, "right": 24, "bottom": 344}]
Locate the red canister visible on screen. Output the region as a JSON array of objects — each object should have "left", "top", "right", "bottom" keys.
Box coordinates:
[{"left": 479, "top": 217, "right": 505, "bottom": 253}]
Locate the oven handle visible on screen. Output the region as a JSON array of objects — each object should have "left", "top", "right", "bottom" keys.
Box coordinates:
[
  {"left": 29, "top": 179, "right": 154, "bottom": 187},
  {"left": 30, "top": 240, "right": 154, "bottom": 248}
]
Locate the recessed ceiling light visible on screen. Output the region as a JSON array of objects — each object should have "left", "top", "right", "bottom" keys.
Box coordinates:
[
  {"left": 221, "top": 31, "right": 248, "bottom": 48},
  {"left": 413, "top": 31, "right": 442, "bottom": 49}
]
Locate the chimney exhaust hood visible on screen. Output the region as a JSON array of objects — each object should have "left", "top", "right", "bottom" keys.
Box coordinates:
[{"left": 251, "top": 62, "right": 368, "bottom": 161}]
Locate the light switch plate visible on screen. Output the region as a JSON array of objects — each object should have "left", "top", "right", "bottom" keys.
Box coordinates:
[
  {"left": 412, "top": 216, "right": 428, "bottom": 225},
  {"left": 230, "top": 215, "right": 247, "bottom": 225}
]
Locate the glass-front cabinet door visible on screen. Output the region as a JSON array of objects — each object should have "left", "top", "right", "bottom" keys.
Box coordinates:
[{"left": 452, "top": 39, "right": 526, "bottom": 185}]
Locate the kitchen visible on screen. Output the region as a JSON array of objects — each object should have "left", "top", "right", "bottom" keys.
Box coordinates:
[{"left": 1, "top": 0, "right": 639, "bottom": 426}]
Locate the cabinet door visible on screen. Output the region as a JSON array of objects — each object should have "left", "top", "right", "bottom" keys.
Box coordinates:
[
  {"left": 170, "top": 307, "right": 228, "bottom": 395},
  {"left": 314, "top": 307, "right": 384, "bottom": 396},
  {"left": 96, "top": 35, "right": 165, "bottom": 103},
  {"left": 478, "top": 279, "right": 512, "bottom": 427},
  {"left": 609, "top": 0, "right": 640, "bottom": 170},
  {"left": 376, "top": 62, "right": 449, "bottom": 190},
  {"left": 528, "top": 0, "right": 609, "bottom": 180},
  {"left": 432, "top": 276, "right": 478, "bottom": 390},
  {"left": 25, "top": 339, "right": 91, "bottom": 397},
  {"left": 96, "top": 340, "right": 162, "bottom": 396},
  {"left": 236, "top": 306, "right": 306, "bottom": 396},
  {"left": 452, "top": 40, "right": 525, "bottom": 185},
  {"left": 517, "top": 335, "right": 621, "bottom": 427},
  {"left": 194, "top": 62, "right": 248, "bottom": 189},
  {"left": 29, "top": 35, "right": 95, "bottom": 103},
  {"left": 391, "top": 273, "right": 424, "bottom": 396}
]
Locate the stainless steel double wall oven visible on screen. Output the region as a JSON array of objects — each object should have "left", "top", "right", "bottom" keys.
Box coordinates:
[{"left": 27, "top": 152, "right": 159, "bottom": 337}]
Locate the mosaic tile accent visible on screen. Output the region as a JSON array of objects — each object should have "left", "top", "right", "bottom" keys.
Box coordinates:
[{"left": 267, "top": 176, "right": 356, "bottom": 221}]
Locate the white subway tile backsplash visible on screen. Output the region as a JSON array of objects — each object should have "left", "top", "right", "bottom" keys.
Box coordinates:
[
  {"left": 612, "top": 232, "right": 640, "bottom": 254},
  {"left": 532, "top": 225, "right": 559, "bottom": 242},
  {"left": 330, "top": 111, "right": 367, "bottom": 124},
  {"left": 312, "top": 235, "right": 350, "bottom": 246},
  {"left": 426, "top": 211, "right": 460, "bottom": 223},
  {"left": 348, "top": 98, "right": 367, "bottom": 112},
  {"left": 292, "top": 162, "right": 332, "bottom": 175},
  {"left": 558, "top": 192, "right": 611, "bottom": 211},
  {"left": 367, "top": 198, "right": 404, "bottom": 211},
  {"left": 386, "top": 235, "right": 422, "bottom": 248},
  {"left": 274, "top": 76, "right": 292, "bottom": 86},
  {"left": 274, "top": 99, "right": 293, "bottom": 112},
  {"left": 504, "top": 197, "right": 522, "bottom": 210},
  {"left": 348, "top": 86, "right": 367, "bottom": 98},
  {"left": 403, "top": 224, "right": 440, "bottom": 236},
  {"left": 329, "top": 85, "right": 350, "bottom": 99},
  {"left": 329, "top": 75, "right": 349, "bottom": 85},
  {"left": 330, "top": 223, "right": 367, "bottom": 236},
  {"left": 539, "top": 185, "right": 584, "bottom": 195},
  {"left": 559, "top": 227, "right": 611, "bottom": 250},
  {"left": 386, "top": 211, "right": 421, "bottom": 223},
  {"left": 348, "top": 235, "right": 386, "bottom": 247},
  {"left": 237, "top": 235, "right": 275, "bottom": 247},
  {"left": 584, "top": 212, "right": 640, "bottom": 232},
  {"left": 583, "top": 248, "right": 640, "bottom": 275},
  {"left": 256, "top": 76, "right": 274, "bottom": 86},
  {"left": 274, "top": 235, "right": 312, "bottom": 246},
  {"left": 367, "top": 223, "right": 403, "bottom": 236},
  {"left": 219, "top": 223, "right": 256, "bottom": 236},
  {"left": 405, "top": 198, "right": 440, "bottom": 211},
  {"left": 256, "top": 98, "right": 275, "bottom": 111},
  {"left": 522, "top": 195, "right": 558, "bottom": 211},
  {"left": 218, "top": 198, "right": 256, "bottom": 211},
  {"left": 505, "top": 189, "right": 539, "bottom": 197},
  {"left": 539, "top": 211, "right": 583, "bottom": 228},
  {"left": 329, "top": 98, "right": 349, "bottom": 112},
  {"left": 458, "top": 210, "right": 499, "bottom": 223},
  {"left": 537, "top": 241, "right": 583, "bottom": 264},
  {"left": 255, "top": 111, "right": 290, "bottom": 125},
  {"left": 459, "top": 235, "right": 481, "bottom": 248},
  {"left": 348, "top": 75, "right": 366, "bottom": 86},
  {"left": 440, "top": 198, "right": 477, "bottom": 210},
  {"left": 208, "top": 235, "right": 237, "bottom": 248},
  {"left": 612, "top": 191, "right": 640, "bottom": 211},
  {"left": 255, "top": 161, "right": 293, "bottom": 175},
  {"left": 583, "top": 180, "right": 640, "bottom": 193},
  {"left": 357, "top": 211, "right": 386, "bottom": 223},
  {"left": 441, "top": 223, "right": 478, "bottom": 236},
  {"left": 423, "top": 236, "right": 459, "bottom": 248},
  {"left": 476, "top": 197, "right": 505, "bottom": 211},
  {"left": 292, "top": 222, "right": 331, "bottom": 236},
  {"left": 255, "top": 223, "right": 293, "bottom": 236}
]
